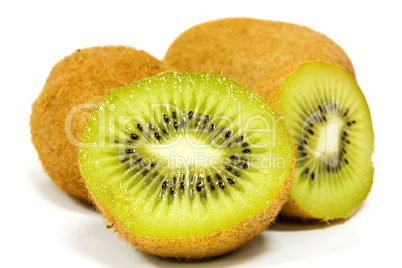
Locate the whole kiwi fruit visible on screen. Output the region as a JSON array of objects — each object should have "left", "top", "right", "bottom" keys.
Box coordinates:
[
  {"left": 163, "top": 17, "right": 355, "bottom": 88},
  {"left": 31, "top": 46, "right": 171, "bottom": 203}
]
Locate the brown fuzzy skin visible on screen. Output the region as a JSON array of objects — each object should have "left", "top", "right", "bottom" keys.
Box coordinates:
[
  {"left": 30, "top": 46, "right": 172, "bottom": 203},
  {"left": 89, "top": 163, "right": 295, "bottom": 259},
  {"left": 164, "top": 18, "right": 355, "bottom": 89}
]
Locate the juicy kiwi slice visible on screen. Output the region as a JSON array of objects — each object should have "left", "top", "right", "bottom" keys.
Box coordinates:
[
  {"left": 30, "top": 46, "right": 171, "bottom": 203},
  {"left": 79, "top": 72, "right": 295, "bottom": 258},
  {"left": 255, "top": 62, "right": 374, "bottom": 221}
]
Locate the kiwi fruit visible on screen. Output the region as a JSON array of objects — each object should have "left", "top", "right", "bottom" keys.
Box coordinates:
[
  {"left": 79, "top": 72, "right": 295, "bottom": 258},
  {"left": 163, "top": 18, "right": 355, "bottom": 88},
  {"left": 30, "top": 46, "right": 171, "bottom": 203},
  {"left": 254, "top": 61, "right": 374, "bottom": 221}
]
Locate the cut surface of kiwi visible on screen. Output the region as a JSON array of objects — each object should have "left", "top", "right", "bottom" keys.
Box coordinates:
[
  {"left": 79, "top": 72, "right": 295, "bottom": 258},
  {"left": 256, "top": 62, "right": 374, "bottom": 220}
]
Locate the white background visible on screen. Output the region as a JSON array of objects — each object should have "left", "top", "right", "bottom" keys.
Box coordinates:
[{"left": 1, "top": 0, "right": 401, "bottom": 267}]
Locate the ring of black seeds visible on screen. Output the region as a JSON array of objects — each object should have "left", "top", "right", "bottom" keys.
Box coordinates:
[
  {"left": 298, "top": 104, "right": 356, "bottom": 179},
  {"left": 120, "top": 111, "right": 254, "bottom": 196}
]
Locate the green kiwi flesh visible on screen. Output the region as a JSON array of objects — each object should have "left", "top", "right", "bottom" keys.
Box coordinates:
[
  {"left": 279, "top": 62, "right": 374, "bottom": 220},
  {"left": 79, "top": 72, "right": 294, "bottom": 250}
]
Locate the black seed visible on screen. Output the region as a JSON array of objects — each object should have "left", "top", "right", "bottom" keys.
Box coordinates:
[
  {"left": 327, "top": 165, "right": 330, "bottom": 172},
  {"left": 154, "top": 132, "right": 161, "bottom": 140},
  {"left": 135, "top": 158, "right": 143, "bottom": 164},
  {"left": 210, "top": 183, "right": 215, "bottom": 190},
  {"left": 343, "top": 131, "right": 348, "bottom": 136},
  {"left": 308, "top": 121, "right": 314, "bottom": 127},
  {"left": 323, "top": 116, "right": 327, "bottom": 122},
  {"left": 179, "top": 182, "right": 184, "bottom": 190},
  {"left": 142, "top": 170, "right": 149, "bottom": 176},
  {"left": 188, "top": 111, "right": 194, "bottom": 119},
  {"left": 227, "top": 141, "right": 234, "bottom": 147},
  {"left": 121, "top": 158, "right": 129, "bottom": 163},
  {"left": 345, "top": 159, "right": 349, "bottom": 164},
  {"left": 225, "top": 131, "right": 233, "bottom": 138},
  {"left": 227, "top": 178, "right": 235, "bottom": 185},
  {"left": 351, "top": 120, "right": 356, "bottom": 124},
  {"left": 305, "top": 168, "right": 309, "bottom": 174},
  {"left": 242, "top": 149, "right": 252, "bottom": 153},
  {"left": 209, "top": 124, "right": 215, "bottom": 132},
  {"left": 172, "top": 111, "right": 176, "bottom": 119},
  {"left": 170, "top": 187, "right": 175, "bottom": 195},
  {"left": 342, "top": 148, "right": 347, "bottom": 154},
  {"left": 318, "top": 105, "right": 323, "bottom": 112},
  {"left": 343, "top": 108, "right": 349, "bottom": 117},
  {"left": 207, "top": 176, "right": 211, "bottom": 182},
  {"left": 311, "top": 173, "right": 315, "bottom": 180},
  {"left": 298, "top": 145, "right": 303, "bottom": 151},
  {"left": 301, "top": 152, "right": 307, "bottom": 157},
  {"left": 126, "top": 149, "right": 134, "bottom": 154},
  {"left": 346, "top": 140, "right": 351, "bottom": 144},
  {"left": 162, "top": 129, "right": 168, "bottom": 135},
  {"left": 171, "top": 122, "right": 178, "bottom": 130},
  {"left": 162, "top": 181, "right": 168, "bottom": 190},
  {"left": 236, "top": 136, "right": 244, "bottom": 142},
  {"left": 137, "top": 124, "right": 143, "bottom": 132},
  {"left": 308, "top": 129, "right": 314, "bottom": 135},
  {"left": 196, "top": 182, "right": 203, "bottom": 192},
  {"left": 347, "top": 122, "right": 352, "bottom": 127},
  {"left": 238, "top": 162, "right": 248, "bottom": 168},
  {"left": 230, "top": 155, "right": 239, "bottom": 160},
  {"left": 149, "top": 124, "right": 155, "bottom": 131},
  {"left": 130, "top": 134, "right": 139, "bottom": 140},
  {"left": 233, "top": 170, "right": 240, "bottom": 177},
  {"left": 242, "top": 142, "right": 249, "bottom": 147},
  {"left": 163, "top": 114, "right": 169, "bottom": 123},
  {"left": 204, "top": 115, "right": 210, "bottom": 124},
  {"left": 225, "top": 166, "right": 232, "bottom": 171},
  {"left": 150, "top": 162, "right": 157, "bottom": 168},
  {"left": 218, "top": 181, "right": 225, "bottom": 189},
  {"left": 313, "top": 115, "right": 318, "bottom": 122},
  {"left": 114, "top": 140, "right": 119, "bottom": 143},
  {"left": 341, "top": 136, "right": 345, "bottom": 141},
  {"left": 216, "top": 174, "right": 222, "bottom": 180}
]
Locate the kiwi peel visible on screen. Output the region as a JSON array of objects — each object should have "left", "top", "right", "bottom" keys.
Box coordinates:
[
  {"left": 79, "top": 72, "right": 295, "bottom": 258},
  {"left": 254, "top": 61, "right": 374, "bottom": 221},
  {"left": 164, "top": 18, "right": 355, "bottom": 89},
  {"left": 30, "top": 46, "right": 171, "bottom": 203}
]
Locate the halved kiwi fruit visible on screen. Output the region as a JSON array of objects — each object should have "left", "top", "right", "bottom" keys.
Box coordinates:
[
  {"left": 164, "top": 18, "right": 355, "bottom": 89},
  {"left": 30, "top": 46, "right": 171, "bottom": 202},
  {"left": 79, "top": 72, "right": 295, "bottom": 258},
  {"left": 254, "top": 62, "right": 374, "bottom": 221}
]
